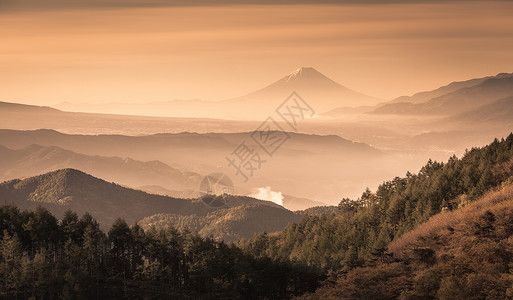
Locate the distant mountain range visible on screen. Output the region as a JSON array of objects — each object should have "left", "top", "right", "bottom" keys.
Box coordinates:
[
  {"left": 0, "top": 99, "right": 261, "bottom": 135},
  {"left": 0, "top": 101, "right": 60, "bottom": 113},
  {"left": 0, "top": 144, "right": 201, "bottom": 192},
  {"left": 0, "top": 143, "right": 330, "bottom": 211},
  {"left": 449, "top": 95, "right": 513, "bottom": 124},
  {"left": 390, "top": 73, "right": 513, "bottom": 104},
  {"left": 54, "top": 67, "right": 381, "bottom": 119},
  {"left": 370, "top": 72, "right": 513, "bottom": 116},
  {"left": 319, "top": 72, "right": 513, "bottom": 152},
  {"left": 321, "top": 72, "right": 513, "bottom": 118},
  {"left": 0, "top": 129, "right": 379, "bottom": 167},
  {"left": 0, "top": 128, "right": 383, "bottom": 204},
  {"left": 4, "top": 69, "right": 511, "bottom": 125},
  {"left": 0, "top": 169, "right": 300, "bottom": 240}
]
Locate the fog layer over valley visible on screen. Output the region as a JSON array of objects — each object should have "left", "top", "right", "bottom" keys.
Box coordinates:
[{"left": 2, "top": 69, "right": 512, "bottom": 206}]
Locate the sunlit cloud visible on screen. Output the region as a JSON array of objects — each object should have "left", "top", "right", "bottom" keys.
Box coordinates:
[{"left": 250, "top": 187, "right": 284, "bottom": 206}]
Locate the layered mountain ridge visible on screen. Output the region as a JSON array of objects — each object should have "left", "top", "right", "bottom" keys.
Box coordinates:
[{"left": 0, "top": 168, "right": 300, "bottom": 240}]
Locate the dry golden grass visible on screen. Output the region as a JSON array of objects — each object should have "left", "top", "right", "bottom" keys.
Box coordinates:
[{"left": 388, "top": 184, "right": 513, "bottom": 257}]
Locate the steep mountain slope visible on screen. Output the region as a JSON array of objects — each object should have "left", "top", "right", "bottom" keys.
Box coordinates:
[
  {"left": 0, "top": 144, "right": 201, "bottom": 191},
  {"left": 371, "top": 74, "right": 513, "bottom": 115},
  {"left": 0, "top": 169, "right": 299, "bottom": 238}
]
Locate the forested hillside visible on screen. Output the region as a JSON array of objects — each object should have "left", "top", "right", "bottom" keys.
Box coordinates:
[
  {"left": 139, "top": 203, "right": 300, "bottom": 242},
  {"left": 0, "top": 169, "right": 299, "bottom": 240},
  {"left": 0, "top": 168, "right": 203, "bottom": 227},
  {"left": 0, "top": 206, "right": 320, "bottom": 298},
  {"left": 239, "top": 134, "right": 513, "bottom": 270}
]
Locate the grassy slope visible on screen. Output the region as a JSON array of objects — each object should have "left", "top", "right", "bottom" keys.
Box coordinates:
[{"left": 306, "top": 183, "right": 513, "bottom": 299}]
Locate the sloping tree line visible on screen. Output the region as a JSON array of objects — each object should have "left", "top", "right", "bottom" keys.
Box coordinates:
[{"left": 239, "top": 134, "right": 513, "bottom": 270}]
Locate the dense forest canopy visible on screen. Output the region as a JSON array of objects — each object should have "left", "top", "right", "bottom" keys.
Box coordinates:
[{"left": 0, "top": 206, "right": 320, "bottom": 299}]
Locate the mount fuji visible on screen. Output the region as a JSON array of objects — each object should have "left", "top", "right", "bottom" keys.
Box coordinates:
[{"left": 223, "top": 67, "right": 381, "bottom": 114}]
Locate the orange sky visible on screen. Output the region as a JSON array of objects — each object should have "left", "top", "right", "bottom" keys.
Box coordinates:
[{"left": 1, "top": 1, "right": 513, "bottom": 105}]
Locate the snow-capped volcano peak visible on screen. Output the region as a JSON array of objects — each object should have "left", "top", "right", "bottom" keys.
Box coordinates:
[{"left": 286, "top": 67, "right": 321, "bottom": 82}]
